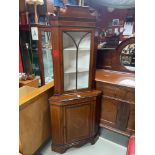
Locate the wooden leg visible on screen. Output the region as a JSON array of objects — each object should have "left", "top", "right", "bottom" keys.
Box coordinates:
[
  {"left": 52, "top": 135, "right": 99, "bottom": 153},
  {"left": 52, "top": 145, "right": 67, "bottom": 154}
]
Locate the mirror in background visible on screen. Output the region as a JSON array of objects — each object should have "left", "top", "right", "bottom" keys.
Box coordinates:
[{"left": 120, "top": 43, "right": 135, "bottom": 71}]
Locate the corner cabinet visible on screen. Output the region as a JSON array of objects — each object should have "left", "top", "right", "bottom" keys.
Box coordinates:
[
  {"left": 49, "top": 90, "right": 101, "bottom": 154},
  {"left": 19, "top": 25, "right": 54, "bottom": 86},
  {"left": 50, "top": 6, "right": 97, "bottom": 94},
  {"left": 48, "top": 6, "right": 101, "bottom": 154}
]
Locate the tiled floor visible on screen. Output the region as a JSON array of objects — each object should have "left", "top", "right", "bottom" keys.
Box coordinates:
[
  {"left": 34, "top": 128, "right": 128, "bottom": 155},
  {"left": 39, "top": 137, "right": 127, "bottom": 155}
]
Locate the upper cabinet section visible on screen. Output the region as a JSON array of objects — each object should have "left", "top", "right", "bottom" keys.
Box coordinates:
[{"left": 50, "top": 6, "right": 97, "bottom": 94}]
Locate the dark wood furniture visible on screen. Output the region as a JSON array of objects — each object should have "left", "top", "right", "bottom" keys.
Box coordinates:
[
  {"left": 48, "top": 6, "right": 102, "bottom": 154},
  {"left": 19, "top": 24, "right": 54, "bottom": 86},
  {"left": 49, "top": 5, "right": 97, "bottom": 94},
  {"left": 49, "top": 90, "right": 101, "bottom": 154},
  {"left": 96, "top": 37, "right": 135, "bottom": 73},
  {"left": 95, "top": 69, "right": 135, "bottom": 136}
]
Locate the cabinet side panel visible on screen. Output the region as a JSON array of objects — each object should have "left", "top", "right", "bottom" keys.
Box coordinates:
[
  {"left": 94, "top": 95, "right": 102, "bottom": 135},
  {"left": 90, "top": 100, "right": 96, "bottom": 136},
  {"left": 89, "top": 30, "right": 96, "bottom": 90},
  {"left": 127, "top": 103, "right": 135, "bottom": 132},
  {"left": 50, "top": 105, "right": 63, "bottom": 144},
  {"left": 116, "top": 102, "right": 130, "bottom": 131},
  {"left": 100, "top": 96, "right": 118, "bottom": 127},
  {"left": 52, "top": 28, "right": 63, "bottom": 93}
]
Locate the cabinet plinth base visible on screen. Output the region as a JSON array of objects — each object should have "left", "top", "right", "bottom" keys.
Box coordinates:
[{"left": 51, "top": 135, "right": 99, "bottom": 154}]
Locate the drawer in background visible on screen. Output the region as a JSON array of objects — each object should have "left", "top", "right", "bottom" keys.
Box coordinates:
[{"left": 96, "top": 81, "right": 135, "bottom": 102}]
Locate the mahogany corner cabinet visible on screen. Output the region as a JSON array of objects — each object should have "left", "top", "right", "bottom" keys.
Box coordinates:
[{"left": 48, "top": 6, "right": 101, "bottom": 154}]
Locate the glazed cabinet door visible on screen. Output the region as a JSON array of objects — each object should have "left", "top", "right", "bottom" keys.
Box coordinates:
[
  {"left": 63, "top": 101, "right": 95, "bottom": 144},
  {"left": 63, "top": 31, "right": 91, "bottom": 92},
  {"left": 19, "top": 30, "right": 32, "bottom": 74},
  {"left": 40, "top": 30, "right": 54, "bottom": 85},
  {"left": 20, "top": 29, "right": 41, "bottom": 84}
]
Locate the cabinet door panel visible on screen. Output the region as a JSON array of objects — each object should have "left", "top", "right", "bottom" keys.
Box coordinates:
[
  {"left": 127, "top": 103, "right": 135, "bottom": 132},
  {"left": 101, "top": 96, "right": 118, "bottom": 127},
  {"left": 64, "top": 102, "right": 92, "bottom": 144},
  {"left": 116, "top": 102, "right": 130, "bottom": 131}
]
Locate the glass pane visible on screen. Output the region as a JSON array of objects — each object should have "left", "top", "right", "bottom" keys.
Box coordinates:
[
  {"left": 63, "top": 31, "right": 91, "bottom": 91},
  {"left": 41, "top": 31, "right": 53, "bottom": 84},
  {"left": 63, "top": 32, "right": 77, "bottom": 91},
  {"left": 31, "top": 49, "right": 41, "bottom": 76},
  {"left": 30, "top": 39, "right": 41, "bottom": 85},
  {"left": 20, "top": 30, "right": 41, "bottom": 85},
  {"left": 77, "top": 72, "right": 89, "bottom": 89},
  {"left": 77, "top": 33, "right": 90, "bottom": 89},
  {"left": 20, "top": 30, "right": 31, "bottom": 73},
  {"left": 64, "top": 73, "right": 76, "bottom": 91}
]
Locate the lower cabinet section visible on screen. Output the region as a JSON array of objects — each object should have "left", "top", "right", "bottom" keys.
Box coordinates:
[
  {"left": 96, "top": 81, "right": 135, "bottom": 136},
  {"left": 49, "top": 90, "right": 101, "bottom": 153}
]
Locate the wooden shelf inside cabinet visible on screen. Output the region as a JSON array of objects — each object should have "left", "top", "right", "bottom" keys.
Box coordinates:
[
  {"left": 64, "top": 68, "right": 89, "bottom": 74},
  {"left": 64, "top": 47, "right": 91, "bottom": 51}
]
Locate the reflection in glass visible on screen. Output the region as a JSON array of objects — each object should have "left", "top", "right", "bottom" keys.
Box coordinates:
[
  {"left": 41, "top": 31, "right": 53, "bottom": 84},
  {"left": 20, "top": 30, "right": 41, "bottom": 80},
  {"left": 31, "top": 49, "right": 41, "bottom": 76},
  {"left": 64, "top": 73, "right": 76, "bottom": 91},
  {"left": 120, "top": 43, "right": 135, "bottom": 71},
  {"left": 63, "top": 32, "right": 91, "bottom": 91},
  {"left": 20, "top": 30, "right": 31, "bottom": 74}
]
